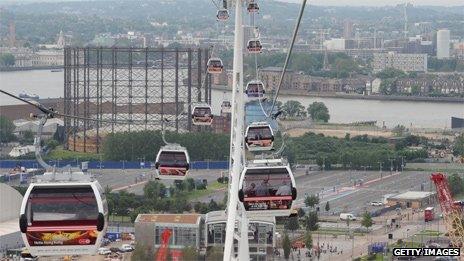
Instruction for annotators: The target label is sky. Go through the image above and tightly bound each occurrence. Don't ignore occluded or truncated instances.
[279,0,464,6]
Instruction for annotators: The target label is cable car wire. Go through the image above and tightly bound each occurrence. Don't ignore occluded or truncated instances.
[267,0,307,116]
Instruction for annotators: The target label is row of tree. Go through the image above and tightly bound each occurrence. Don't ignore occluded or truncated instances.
[107,178,226,222]
[102,130,229,161]
[279,100,330,122]
[284,132,428,169]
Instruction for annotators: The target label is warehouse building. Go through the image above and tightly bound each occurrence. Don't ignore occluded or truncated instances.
[205,210,275,261]
[386,191,437,209]
[134,214,203,258]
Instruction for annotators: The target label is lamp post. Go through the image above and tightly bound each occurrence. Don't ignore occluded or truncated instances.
[378,161,382,179]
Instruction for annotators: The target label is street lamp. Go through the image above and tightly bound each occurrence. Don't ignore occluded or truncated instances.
[378,161,383,179]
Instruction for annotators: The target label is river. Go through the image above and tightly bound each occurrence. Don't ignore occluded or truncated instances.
[1,70,462,129]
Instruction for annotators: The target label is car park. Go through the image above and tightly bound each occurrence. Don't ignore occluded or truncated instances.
[98,248,112,255]
[119,244,134,252]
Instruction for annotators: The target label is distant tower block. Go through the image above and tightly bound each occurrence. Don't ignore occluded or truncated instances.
[343,20,353,40]
[8,21,16,47]
[437,29,450,59]
[57,30,66,48]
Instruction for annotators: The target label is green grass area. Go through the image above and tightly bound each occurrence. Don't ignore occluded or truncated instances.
[312,227,365,236]
[185,181,227,200]
[356,253,385,261]
[454,193,464,200]
[109,215,131,222]
[415,230,442,237]
[46,147,102,161]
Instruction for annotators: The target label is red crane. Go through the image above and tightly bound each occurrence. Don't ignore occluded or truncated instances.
[155,229,172,261]
[430,172,464,253]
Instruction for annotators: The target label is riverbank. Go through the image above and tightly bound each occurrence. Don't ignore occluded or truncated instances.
[212,85,464,103]
[0,66,62,72]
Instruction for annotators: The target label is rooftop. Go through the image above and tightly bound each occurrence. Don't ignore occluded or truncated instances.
[135,214,201,225]
[388,191,435,200]
[205,210,275,224]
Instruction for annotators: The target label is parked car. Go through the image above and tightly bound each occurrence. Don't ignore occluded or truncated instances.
[370,201,383,206]
[98,248,112,255]
[340,213,357,221]
[109,247,120,253]
[119,244,134,252]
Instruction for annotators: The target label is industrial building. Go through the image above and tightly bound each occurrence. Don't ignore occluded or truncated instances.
[437,29,450,59]
[0,184,24,258]
[386,191,437,209]
[134,214,203,258]
[372,52,427,72]
[205,211,275,261]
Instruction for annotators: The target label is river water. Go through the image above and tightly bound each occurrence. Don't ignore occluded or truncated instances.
[1,70,462,129]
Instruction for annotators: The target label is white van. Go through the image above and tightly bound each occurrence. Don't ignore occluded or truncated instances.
[340,213,357,221]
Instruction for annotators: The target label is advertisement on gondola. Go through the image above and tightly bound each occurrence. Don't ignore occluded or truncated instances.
[159,167,187,176]
[242,171,293,211]
[26,229,98,246]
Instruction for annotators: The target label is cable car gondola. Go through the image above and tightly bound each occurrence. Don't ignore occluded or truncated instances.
[247,2,259,13]
[192,104,213,126]
[245,80,265,99]
[221,101,232,114]
[217,9,229,21]
[19,171,108,256]
[155,145,190,180]
[245,122,274,151]
[207,58,224,74]
[238,159,297,217]
[247,39,262,53]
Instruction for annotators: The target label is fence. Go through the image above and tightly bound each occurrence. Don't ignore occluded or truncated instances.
[0,160,228,170]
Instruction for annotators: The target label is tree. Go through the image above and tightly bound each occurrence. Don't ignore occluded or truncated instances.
[392,125,407,137]
[325,201,330,212]
[304,211,319,231]
[410,84,421,95]
[282,100,306,118]
[304,231,313,252]
[0,116,16,143]
[448,174,464,196]
[206,246,224,260]
[282,233,291,259]
[131,242,151,261]
[297,208,306,218]
[307,102,330,122]
[285,216,300,235]
[453,134,464,157]
[182,246,199,260]
[0,53,15,67]
[46,139,60,150]
[376,68,406,79]
[379,78,397,95]
[304,194,319,208]
[361,212,373,231]
[21,130,35,144]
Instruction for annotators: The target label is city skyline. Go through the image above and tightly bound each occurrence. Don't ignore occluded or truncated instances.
[279,0,464,6]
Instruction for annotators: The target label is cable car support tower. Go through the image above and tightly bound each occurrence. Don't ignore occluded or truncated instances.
[223,0,249,260]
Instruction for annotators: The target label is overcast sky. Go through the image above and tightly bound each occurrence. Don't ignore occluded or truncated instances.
[279,0,464,6]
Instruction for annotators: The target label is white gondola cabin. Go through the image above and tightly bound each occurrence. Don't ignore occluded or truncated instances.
[245,122,274,151]
[245,80,265,100]
[19,171,108,256]
[238,159,297,217]
[207,58,224,74]
[247,2,259,12]
[155,145,190,180]
[221,101,232,114]
[216,9,229,21]
[192,104,213,126]
[247,39,262,53]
